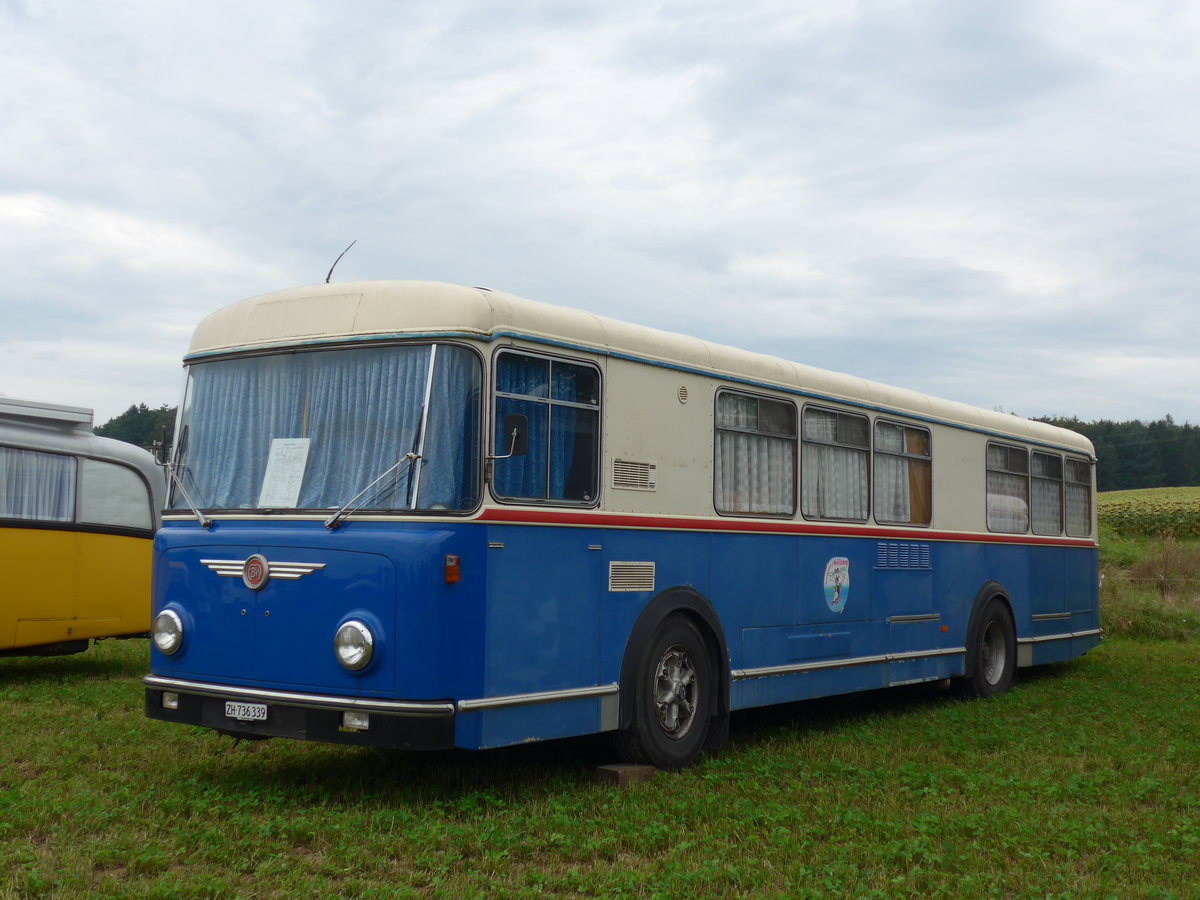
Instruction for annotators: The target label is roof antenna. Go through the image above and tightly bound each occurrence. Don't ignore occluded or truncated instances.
[325,240,356,283]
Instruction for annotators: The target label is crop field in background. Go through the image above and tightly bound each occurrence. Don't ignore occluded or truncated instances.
[1098,486,1200,538]
[2,497,1198,898]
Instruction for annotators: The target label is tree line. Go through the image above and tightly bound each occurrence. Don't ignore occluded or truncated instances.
[95,403,176,454]
[1036,416,1200,493]
[94,404,1197,494]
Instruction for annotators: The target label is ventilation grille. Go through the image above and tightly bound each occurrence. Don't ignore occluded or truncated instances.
[612,459,657,491]
[609,561,656,592]
[876,542,932,569]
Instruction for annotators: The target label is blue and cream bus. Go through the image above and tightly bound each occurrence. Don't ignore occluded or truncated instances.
[1,398,163,657]
[144,281,1099,768]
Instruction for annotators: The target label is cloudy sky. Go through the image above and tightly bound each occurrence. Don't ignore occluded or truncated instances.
[2,0,1197,427]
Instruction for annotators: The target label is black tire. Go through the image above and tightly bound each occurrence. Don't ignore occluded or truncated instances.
[955,597,1016,699]
[614,615,713,770]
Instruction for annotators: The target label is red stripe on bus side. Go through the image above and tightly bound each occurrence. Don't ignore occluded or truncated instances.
[475,507,1096,548]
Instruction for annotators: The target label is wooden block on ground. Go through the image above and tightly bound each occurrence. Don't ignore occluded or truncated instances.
[594,763,658,787]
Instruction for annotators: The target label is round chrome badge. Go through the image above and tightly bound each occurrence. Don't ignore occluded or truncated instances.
[242,554,269,591]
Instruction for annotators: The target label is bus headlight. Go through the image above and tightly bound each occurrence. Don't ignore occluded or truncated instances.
[152,609,184,655]
[333,620,375,671]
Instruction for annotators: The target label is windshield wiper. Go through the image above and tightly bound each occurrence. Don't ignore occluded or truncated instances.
[164,462,212,528]
[323,452,420,530]
[160,424,211,527]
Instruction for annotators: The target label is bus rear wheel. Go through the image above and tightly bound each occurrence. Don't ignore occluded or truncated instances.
[955,597,1016,699]
[616,615,713,770]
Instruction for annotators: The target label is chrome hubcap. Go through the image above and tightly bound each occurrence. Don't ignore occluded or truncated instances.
[981,620,1007,685]
[654,644,697,739]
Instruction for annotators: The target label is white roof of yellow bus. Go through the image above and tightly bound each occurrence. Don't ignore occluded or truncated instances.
[187,280,1093,455]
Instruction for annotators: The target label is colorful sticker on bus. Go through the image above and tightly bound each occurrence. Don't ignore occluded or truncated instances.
[824,556,850,613]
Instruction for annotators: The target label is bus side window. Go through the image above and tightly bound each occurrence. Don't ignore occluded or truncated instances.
[714,390,797,516]
[493,351,600,504]
[1031,452,1064,535]
[1064,458,1092,537]
[801,407,869,522]
[874,421,932,526]
[79,458,154,531]
[986,443,1029,533]
[0,446,76,522]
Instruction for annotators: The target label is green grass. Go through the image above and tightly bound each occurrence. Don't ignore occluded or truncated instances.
[3,635,1199,899]
[1098,486,1200,641]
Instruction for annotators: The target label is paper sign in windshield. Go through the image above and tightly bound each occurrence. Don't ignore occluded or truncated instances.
[258,438,311,508]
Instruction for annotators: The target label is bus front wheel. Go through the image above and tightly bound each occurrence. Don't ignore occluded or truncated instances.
[955,597,1016,699]
[616,614,713,770]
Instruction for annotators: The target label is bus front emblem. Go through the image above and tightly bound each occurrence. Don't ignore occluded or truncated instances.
[200,557,326,588]
[243,555,269,591]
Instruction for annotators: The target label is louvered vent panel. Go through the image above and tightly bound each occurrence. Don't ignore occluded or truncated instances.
[612,459,657,491]
[609,561,656,592]
[875,542,932,569]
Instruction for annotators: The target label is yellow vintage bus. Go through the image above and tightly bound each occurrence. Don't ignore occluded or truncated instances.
[0,398,164,656]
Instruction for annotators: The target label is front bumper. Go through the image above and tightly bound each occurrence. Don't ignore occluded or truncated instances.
[143,675,456,750]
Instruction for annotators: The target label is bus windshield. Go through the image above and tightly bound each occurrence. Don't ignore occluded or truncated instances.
[171,343,481,513]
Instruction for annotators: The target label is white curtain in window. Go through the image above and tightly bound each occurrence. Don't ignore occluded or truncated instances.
[715,431,795,514]
[1065,483,1090,536]
[874,454,910,523]
[0,447,76,522]
[802,444,868,520]
[179,345,484,510]
[801,409,867,520]
[803,408,837,443]
[1031,478,1062,534]
[987,471,1028,532]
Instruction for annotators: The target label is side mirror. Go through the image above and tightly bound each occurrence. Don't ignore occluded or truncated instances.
[152,426,170,466]
[495,413,528,459]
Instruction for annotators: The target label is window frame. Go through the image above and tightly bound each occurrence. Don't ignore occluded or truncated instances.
[490,347,602,508]
[800,404,871,523]
[712,388,798,518]
[1030,450,1065,536]
[0,444,77,524]
[872,418,932,527]
[79,456,156,531]
[1064,456,1093,538]
[1,443,157,536]
[171,340,487,516]
[986,442,1030,534]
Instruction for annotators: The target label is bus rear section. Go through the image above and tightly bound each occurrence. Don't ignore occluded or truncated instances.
[1,398,163,656]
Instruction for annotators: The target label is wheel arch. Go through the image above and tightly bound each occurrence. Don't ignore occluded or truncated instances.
[962,581,1015,677]
[617,585,731,752]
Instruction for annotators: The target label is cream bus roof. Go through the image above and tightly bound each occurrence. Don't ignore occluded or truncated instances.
[187,280,1093,455]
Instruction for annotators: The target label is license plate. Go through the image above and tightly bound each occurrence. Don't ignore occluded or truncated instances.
[225,701,268,722]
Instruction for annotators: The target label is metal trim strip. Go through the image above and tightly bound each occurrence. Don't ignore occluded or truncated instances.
[887,614,942,624]
[456,682,619,713]
[143,675,455,717]
[1017,628,1102,645]
[732,646,966,681]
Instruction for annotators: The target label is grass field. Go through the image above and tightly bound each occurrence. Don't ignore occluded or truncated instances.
[3,523,1199,898]
[2,635,1197,898]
